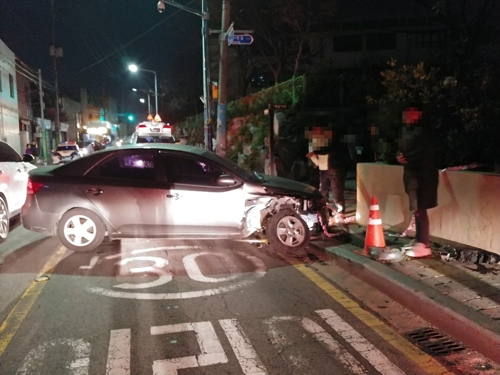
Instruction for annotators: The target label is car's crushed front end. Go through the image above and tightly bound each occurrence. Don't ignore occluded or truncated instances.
[240,174,327,252]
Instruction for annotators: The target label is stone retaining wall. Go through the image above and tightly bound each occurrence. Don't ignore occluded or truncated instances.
[356,163,500,255]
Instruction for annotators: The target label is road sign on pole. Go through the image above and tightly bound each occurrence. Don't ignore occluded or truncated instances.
[230,34,253,45]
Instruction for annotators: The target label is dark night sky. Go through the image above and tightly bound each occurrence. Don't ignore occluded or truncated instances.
[0,0,204,117]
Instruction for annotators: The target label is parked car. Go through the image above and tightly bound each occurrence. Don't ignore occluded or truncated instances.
[22,144,325,253]
[130,121,176,144]
[0,141,37,241]
[52,141,84,164]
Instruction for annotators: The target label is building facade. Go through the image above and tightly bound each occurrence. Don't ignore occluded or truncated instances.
[0,39,21,154]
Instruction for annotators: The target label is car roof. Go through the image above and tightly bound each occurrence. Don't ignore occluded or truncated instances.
[99,143,207,156]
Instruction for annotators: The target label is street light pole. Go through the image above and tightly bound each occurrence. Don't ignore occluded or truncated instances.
[158,0,212,150]
[128,64,160,121]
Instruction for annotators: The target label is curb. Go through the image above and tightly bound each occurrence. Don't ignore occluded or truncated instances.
[315,243,500,364]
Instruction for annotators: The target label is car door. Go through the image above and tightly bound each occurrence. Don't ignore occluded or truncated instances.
[0,142,28,213]
[80,150,169,237]
[158,152,246,236]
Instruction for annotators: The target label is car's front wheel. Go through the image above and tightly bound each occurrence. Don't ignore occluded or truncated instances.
[266,209,310,254]
[0,196,9,243]
[58,209,105,252]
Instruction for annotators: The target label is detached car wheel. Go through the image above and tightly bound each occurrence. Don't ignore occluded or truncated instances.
[58,209,105,252]
[266,209,311,254]
[0,196,9,242]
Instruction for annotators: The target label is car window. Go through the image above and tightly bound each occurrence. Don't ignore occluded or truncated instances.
[0,142,21,162]
[91,152,155,181]
[136,136,175,144]
[160,154,224,186]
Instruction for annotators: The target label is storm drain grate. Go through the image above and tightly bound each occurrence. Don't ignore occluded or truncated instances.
[404,327,467,356]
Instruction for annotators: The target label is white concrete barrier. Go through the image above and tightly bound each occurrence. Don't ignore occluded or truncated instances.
[356,163,500,255]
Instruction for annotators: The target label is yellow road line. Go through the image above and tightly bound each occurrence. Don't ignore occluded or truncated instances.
[288,258,453,375]
[0,246,68,357]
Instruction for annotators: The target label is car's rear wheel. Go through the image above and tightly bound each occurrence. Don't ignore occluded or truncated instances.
[0,196,9,243]
[266,209,310,255]
[58,209,105,252]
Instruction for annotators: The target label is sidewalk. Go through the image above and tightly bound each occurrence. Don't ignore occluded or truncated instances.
[308,179,500,364]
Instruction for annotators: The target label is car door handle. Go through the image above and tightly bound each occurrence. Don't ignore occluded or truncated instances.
[166,193,180,200]
[86,188,104,196]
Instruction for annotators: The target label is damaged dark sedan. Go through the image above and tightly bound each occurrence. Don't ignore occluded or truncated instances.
[21,144,326,253]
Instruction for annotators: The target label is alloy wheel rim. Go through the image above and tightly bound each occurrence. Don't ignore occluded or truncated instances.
[276,215,305,247]
[63,215,97,247]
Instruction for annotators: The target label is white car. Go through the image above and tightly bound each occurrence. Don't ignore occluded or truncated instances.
[130,121,176,144]
[52,142,83,164]
[0,141,36,241]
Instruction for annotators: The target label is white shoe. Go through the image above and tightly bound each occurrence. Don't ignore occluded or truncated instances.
[405,242,432,258]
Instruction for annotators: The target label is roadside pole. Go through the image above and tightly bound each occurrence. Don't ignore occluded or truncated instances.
[38,69,46,164]
[216,0,231,157]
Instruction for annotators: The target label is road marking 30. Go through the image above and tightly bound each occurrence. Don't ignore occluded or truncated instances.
[0,246,68,357]
[89,251,266,300]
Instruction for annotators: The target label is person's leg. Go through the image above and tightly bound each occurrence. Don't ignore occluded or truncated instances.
[414,208,430,246]
[330,170,346,214]
[319,171,330,202]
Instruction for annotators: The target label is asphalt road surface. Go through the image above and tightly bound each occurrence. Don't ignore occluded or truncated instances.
[0,226,493,375]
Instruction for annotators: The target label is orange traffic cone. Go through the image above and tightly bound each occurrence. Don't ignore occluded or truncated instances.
[364,196,386,255]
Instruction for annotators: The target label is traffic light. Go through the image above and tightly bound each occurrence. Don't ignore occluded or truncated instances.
[127,114,135,122]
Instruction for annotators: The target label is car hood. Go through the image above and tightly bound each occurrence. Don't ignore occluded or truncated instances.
[258,174,321,199]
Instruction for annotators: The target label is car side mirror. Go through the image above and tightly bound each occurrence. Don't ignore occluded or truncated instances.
[22,154,35,163]
[216,174,236,186]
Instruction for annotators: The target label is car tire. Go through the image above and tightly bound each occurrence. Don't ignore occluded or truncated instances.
[57,209,105,252]
[0,196,9,243]
[266,209,310,254]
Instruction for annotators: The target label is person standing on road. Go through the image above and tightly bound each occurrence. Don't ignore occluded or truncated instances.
[396,105,439,258]
[306,127,351,223]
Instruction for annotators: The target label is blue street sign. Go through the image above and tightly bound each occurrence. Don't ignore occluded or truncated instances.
[231,34,254,45]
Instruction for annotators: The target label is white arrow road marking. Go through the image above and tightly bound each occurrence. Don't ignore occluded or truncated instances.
[316,309,405,375]
[219,319,267,375]
[151,321,227,375]
[106,329,131,375]
[183,252,242,283]
[16,339,90,375]
[90,252,266,300]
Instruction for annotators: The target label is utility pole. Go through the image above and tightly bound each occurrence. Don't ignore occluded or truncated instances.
[201,0,212,151]
[50,0,62,157]
[38,69,46,164]
[215,0,231,157]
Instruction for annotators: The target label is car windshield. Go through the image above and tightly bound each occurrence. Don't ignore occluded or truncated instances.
[56,146,78,151]
[202,151,260,182]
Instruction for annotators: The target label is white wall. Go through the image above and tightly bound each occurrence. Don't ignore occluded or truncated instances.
[356,163,500,255]
[0,38,20,154]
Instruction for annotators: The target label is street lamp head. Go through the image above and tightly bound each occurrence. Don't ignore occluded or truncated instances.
[132,88,138,92]
[157,1,165,13]
[128,64,138,73]
[139,98,145,103]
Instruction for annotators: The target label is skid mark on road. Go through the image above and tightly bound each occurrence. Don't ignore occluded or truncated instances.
[289,259,454,375]
[0,246,68,357]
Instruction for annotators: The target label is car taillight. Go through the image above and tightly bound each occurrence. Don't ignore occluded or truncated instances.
[137,124,148,131]
[162,125,171,132]
[27,179,45,195]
